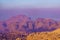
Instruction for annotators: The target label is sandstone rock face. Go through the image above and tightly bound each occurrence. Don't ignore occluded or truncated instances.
[27,28,60,40]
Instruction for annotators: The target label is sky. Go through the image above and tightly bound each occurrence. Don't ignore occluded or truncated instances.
[0,0,60,21]
[1,0,60,9]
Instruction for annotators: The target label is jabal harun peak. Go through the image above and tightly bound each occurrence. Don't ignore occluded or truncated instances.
[0,15,60,34]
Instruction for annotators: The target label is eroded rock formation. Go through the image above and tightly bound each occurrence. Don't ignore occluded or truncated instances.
[0,15,60,40]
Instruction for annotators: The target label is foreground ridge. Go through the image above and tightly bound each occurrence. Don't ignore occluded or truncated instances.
[27,28,60,40]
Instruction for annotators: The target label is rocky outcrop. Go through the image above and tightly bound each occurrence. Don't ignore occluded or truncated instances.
[27,28,60,40]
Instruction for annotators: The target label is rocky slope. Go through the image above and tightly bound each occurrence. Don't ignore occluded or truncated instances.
[0,15,60,40]
[27,28,60,40]
[0,15,60,34]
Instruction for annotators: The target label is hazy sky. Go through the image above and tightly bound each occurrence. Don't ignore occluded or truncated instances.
[1,0,60,9]
[0,0,60,21]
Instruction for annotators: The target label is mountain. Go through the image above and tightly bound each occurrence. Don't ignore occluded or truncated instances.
[0,15,60,33]
[34,18,60,32]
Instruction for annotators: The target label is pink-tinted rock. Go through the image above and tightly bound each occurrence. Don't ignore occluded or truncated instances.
[0,15,60,33]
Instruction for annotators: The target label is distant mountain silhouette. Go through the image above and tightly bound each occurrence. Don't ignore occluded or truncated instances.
[0,15,60,33]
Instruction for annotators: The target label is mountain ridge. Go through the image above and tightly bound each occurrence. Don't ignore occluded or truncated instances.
[0,15,60,33]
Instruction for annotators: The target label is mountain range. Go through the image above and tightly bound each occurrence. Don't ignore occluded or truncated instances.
[0,15,60,34]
